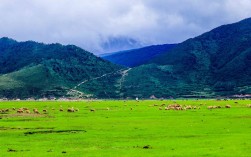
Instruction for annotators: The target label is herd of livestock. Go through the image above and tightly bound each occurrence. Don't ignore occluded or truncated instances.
[0,102,251,115]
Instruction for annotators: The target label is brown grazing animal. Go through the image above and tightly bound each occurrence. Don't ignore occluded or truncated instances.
[33,109,40,114]
[17,109,24,113]
[165,107,170,110]
[23,107,29,111]
[207,106,213,109]
[185,106,192,110]
[225,105,231,108]
[175,107,182,110]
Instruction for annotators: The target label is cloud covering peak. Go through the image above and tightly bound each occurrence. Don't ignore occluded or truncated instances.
[1,0,251,54]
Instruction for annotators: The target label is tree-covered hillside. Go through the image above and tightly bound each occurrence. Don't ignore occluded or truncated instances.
[120,18,251,98]
[0,38,122,98]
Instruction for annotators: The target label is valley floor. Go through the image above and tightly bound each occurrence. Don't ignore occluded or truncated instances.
[0,99,251,157]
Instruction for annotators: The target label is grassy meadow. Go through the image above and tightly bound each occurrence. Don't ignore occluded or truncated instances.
[0,99,251,157]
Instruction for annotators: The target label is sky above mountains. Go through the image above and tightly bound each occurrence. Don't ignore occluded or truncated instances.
[1,0,251,54]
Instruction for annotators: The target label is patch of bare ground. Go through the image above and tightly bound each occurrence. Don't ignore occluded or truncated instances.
[0,113,53,118]
[7,148,30,153]
[0,127,55,131]
[24,129,87,135]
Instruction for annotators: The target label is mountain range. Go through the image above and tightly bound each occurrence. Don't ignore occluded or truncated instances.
[0,18,251,99]
[101,44,177,67]
[0,38,121,98]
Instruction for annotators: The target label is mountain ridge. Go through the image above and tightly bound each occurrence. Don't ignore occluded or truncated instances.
[120,18,251,98]
[0,18,251,99]
[101,44,177,67]
[0,37,122,98]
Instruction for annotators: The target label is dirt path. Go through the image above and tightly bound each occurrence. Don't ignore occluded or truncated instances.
[73,69,126,89]
[67,68,129,97]
[118,68,131,90]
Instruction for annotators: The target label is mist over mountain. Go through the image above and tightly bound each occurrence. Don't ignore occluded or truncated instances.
[100,36,144,54]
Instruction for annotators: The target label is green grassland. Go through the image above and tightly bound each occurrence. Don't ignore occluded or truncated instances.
[0,99,251,157]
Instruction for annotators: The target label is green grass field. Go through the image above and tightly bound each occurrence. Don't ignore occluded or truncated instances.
[0,99,251,157]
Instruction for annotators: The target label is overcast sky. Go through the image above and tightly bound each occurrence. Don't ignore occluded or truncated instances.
[1,0,251,54]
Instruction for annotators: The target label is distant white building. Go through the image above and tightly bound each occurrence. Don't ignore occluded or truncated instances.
[150,95,157,99]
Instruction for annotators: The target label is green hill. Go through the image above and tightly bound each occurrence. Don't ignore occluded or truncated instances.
[0,38,122,98]
[120,18,251,98]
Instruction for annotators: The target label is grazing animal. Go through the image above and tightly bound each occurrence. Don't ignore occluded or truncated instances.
[247,104,251,108]
[175,107,182,110]
[17,109,24,113]
[25,110,31,114]
[33,109,39,114]
[185,106,192,110]
[159,107,163,110]
[23,107,29,111]
[43,109,47,113]
[169,106,175,110]
[168,104,181,108]
[67,108,75,112]
[90,109,95,112]
[165,107,170,110]
[75,108,79,112]
[0,109,9,113]
[106,107,110,111]
[207,106,213,109]
[59,108,64,112]
[12,107,16,110]
[225,105,231,108]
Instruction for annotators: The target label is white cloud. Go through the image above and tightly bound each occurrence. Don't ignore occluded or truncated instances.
[0,0,251,54]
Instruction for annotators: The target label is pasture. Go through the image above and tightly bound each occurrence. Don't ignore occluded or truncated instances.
[0,99,251,157]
